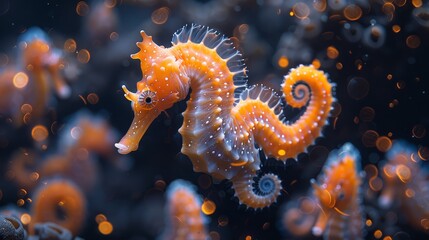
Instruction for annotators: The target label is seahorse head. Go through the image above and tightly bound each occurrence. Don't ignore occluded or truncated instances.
[311,143,361,214]
[19,27,51,70]
[115,31,189,154]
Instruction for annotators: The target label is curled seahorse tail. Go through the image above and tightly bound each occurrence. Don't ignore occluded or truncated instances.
[231,172,282,209]
[281,65,334,158]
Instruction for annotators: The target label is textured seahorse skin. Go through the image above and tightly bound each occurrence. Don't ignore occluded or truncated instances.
[115,24,334,208]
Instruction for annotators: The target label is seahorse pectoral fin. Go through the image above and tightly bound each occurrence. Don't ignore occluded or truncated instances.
[115,108,161,154]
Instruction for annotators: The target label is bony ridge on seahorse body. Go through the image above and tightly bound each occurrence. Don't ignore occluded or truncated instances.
[115,24,334,209]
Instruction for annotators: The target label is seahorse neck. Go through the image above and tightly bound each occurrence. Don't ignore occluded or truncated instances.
[171,43,236,124]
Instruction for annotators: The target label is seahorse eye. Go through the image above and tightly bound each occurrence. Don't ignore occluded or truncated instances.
[138,89,157,109]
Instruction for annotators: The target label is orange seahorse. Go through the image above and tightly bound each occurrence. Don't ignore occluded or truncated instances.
[159,179,208,240]
[379,140,429,232]
[19,27,70,119]
[311,143,364,240]
[115,24,334,208]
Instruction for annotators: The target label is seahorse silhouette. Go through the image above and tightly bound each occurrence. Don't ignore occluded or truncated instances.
[159,179,208,240]
[115,25,334,208]
[19,27,70,119]
[311,143,364,239]
[379,140,429,232]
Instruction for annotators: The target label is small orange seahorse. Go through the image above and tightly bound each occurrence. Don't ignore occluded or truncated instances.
[19,27,70,118]
[379,140,429,232]
[311,143,364,240]
[115,25,334,208]
[160,179,208,240]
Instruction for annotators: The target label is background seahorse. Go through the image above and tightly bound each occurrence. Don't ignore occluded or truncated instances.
[115,24,334,209]
[159,179,208,240]
[19,27,70,119]
[311,143,364,240]
[379,140,429,232]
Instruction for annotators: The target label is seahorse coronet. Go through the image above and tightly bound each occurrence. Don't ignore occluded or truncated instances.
[116,25,334,208]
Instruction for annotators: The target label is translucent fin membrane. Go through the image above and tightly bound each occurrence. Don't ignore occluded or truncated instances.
[172,24,248,99]
[239,84,283,116]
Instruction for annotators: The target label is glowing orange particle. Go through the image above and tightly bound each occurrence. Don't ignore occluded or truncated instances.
[18,188,27,196]
[366,219,372,227]
[396,164,411,183]
[312,59,321,69]
[362,130,379,147]
[387,74,393,80]
[95,214,107,224]
[201,199,216,215]
[405,188,415,198]
[31,125,49,142]
[151,7,170,25]
[412,124,426,138]
[238,24,249,34]
[245,236,252,240]
[421,219,429,230]
[218,215,229,227]
[76,1,89,16]
[30,172,39,182]
[313,0,326,12]
[326,46,339,59]
[396,81,406,90]
[77,49,91,63]
[382,3,395,15]
[344,4,362,21]
[104,0,116,8]
[110,32,119,41]
[376,136,392,152]
[292,2,310,19]
[394,0,406,7]
[209,231,220,240]
[359,106,375,122]
[392,25,401,33]
[406,35,421,49]
[13,72,29,89]
[64,39,77,53]
[17,199,25,207]
[412,0,423,7]
[277,149,286,156]
[336,62,343,70]
[418,146,429,160]
[154,180,166,190]
[20,213,31,225]
[383,236,393,240]
[20,104,33,114]
[278,56,289,68]
[98,221,113,235]
[374,229,383,239]
[87,93,99,104]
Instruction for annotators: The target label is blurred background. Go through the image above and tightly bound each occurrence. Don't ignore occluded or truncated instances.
[0,0,429,239]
